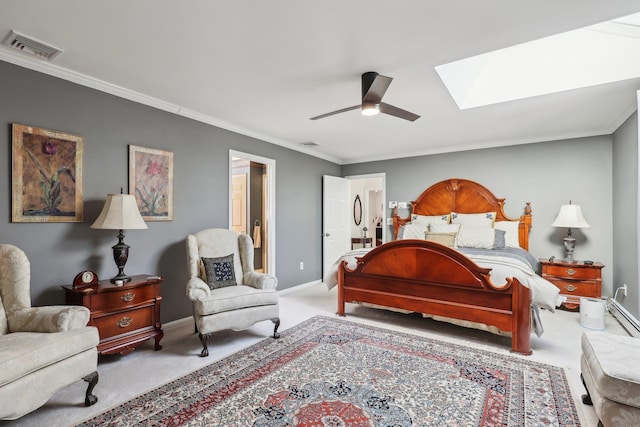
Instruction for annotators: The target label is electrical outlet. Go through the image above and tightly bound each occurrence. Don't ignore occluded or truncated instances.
[299,262,304,270]
[398,201,407,208]
[622,283,628,297]
[388,201,397,209]
[386,217,393,225]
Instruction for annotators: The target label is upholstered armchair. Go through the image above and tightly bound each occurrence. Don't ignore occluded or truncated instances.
[0,244,100,420]
[186,228,280,357]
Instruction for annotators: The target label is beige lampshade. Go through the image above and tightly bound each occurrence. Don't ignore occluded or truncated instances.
[91,194,148,230]
[551,203,590,229]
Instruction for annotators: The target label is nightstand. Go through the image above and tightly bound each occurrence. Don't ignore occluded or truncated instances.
[539,259,603,310]
[62,274,164,355]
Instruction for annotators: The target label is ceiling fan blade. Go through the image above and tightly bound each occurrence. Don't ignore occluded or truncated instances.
[379,102,421,122]
[362,72,392,104]
[310,105,360,120]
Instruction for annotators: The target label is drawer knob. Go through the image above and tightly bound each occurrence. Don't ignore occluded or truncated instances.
[116,317,133,328]
[566,269,576,276]
[121,292,135,302]
[565,284,577,292]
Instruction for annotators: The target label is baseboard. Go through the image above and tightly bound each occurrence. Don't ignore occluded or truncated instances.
[163,316,194,333]
[607,298,640,338]
[278,279,322,295]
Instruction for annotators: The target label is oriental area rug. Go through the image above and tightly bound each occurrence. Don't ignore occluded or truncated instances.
[77,316,580,426]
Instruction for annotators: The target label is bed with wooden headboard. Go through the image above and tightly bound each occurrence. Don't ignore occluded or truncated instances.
[336,178,555,355]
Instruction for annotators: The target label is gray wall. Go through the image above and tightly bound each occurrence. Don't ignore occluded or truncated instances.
[0,61,340,324]
[612,109,639,318]
[3,58,637,323]
[342,136,616,296]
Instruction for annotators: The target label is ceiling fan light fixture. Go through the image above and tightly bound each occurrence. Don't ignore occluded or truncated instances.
[361,101,380,116]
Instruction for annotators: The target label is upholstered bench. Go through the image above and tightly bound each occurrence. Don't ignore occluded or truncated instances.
[581,331,640,427]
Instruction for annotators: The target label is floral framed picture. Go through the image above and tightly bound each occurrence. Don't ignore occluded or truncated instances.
[129,145,173,221]
[11,123,84,222]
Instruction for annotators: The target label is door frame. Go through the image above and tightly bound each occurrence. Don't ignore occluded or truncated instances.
[229,150,276,276]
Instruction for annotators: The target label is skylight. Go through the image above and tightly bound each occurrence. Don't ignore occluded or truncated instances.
[436,12,640,109]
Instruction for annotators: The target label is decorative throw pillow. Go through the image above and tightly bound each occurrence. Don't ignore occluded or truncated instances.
[201,254,237,290]
[451,212,496,228]
[428,223,461,247]
[425,232,457,247]
[411,213,450,226]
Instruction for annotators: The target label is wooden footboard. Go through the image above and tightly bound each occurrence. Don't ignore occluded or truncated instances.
[337,239,532,355]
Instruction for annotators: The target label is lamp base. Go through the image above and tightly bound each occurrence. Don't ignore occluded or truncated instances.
[111,229,132,284]
[563,235,578,263]
[110,274,132,284]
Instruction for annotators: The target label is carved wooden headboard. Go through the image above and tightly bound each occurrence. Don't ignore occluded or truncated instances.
[392,178,532,250]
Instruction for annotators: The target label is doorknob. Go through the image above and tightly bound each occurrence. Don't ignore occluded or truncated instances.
[325,233,330,237]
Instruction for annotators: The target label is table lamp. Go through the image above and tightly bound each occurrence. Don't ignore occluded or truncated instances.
[91,192,148,283]
[551,201,590,262]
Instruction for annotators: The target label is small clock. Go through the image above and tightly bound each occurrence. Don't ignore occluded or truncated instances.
[73,270,99,288]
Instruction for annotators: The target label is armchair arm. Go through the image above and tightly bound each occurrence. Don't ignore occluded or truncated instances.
[186,277,211,301]
[243,271,278,290]
[8,306,90,333]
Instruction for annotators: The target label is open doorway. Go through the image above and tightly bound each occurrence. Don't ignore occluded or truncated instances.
[322,173,385,280]
[347,174,385,249]
[229,150,276,275]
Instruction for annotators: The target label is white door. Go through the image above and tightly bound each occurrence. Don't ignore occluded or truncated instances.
[322,175,351,280]
[231,174,247,234]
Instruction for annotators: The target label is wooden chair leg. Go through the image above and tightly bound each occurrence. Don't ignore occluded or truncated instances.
[271,318,281,339]
[198,332,211,357]
[83,371,99,406]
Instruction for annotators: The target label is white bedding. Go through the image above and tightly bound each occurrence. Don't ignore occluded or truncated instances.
[323,247,562,312]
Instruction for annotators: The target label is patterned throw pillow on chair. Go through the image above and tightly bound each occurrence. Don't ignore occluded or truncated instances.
[201,254,237,289]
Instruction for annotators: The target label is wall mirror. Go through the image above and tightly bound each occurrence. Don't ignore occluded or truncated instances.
[354,195,362,225]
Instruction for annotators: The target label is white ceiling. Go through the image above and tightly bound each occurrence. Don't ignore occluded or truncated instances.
[2,1,640,165]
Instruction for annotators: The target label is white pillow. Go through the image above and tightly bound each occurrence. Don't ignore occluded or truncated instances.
[456,225,495,249]
[494,221,520,248]
[399,223,429,240]
[411,213,450,226]
[428,223,461,247]
[428,223,461,233]
[451,212,496,228]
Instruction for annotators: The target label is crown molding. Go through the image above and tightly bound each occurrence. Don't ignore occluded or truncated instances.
[0,48,342,164]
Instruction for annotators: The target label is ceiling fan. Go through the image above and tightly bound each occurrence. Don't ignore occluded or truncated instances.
[310,71,420,122]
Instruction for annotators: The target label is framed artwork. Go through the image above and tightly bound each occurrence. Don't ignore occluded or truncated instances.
[11,123,84,222]
[129,145,173,221]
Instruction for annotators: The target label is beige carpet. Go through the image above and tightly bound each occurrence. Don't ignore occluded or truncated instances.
[0,282,629,426]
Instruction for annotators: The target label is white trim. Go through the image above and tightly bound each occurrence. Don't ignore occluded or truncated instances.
[229,150,276,276]
[162,316,194,333]
[278,280,322,295]
[0,48,625,167]
[0,48,341,164]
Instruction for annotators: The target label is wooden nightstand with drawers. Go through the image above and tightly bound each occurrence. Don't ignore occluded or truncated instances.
[63,274,164,355]
[539,259,604,310]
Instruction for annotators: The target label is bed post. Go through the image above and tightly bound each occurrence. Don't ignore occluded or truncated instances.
[337,261,346,316]
[518,202,532,251]
[392,206,412,240]
[511,280,532,355]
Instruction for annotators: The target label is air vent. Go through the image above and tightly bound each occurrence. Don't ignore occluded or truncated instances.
[2,30,63,60]
[299,141,319,147]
